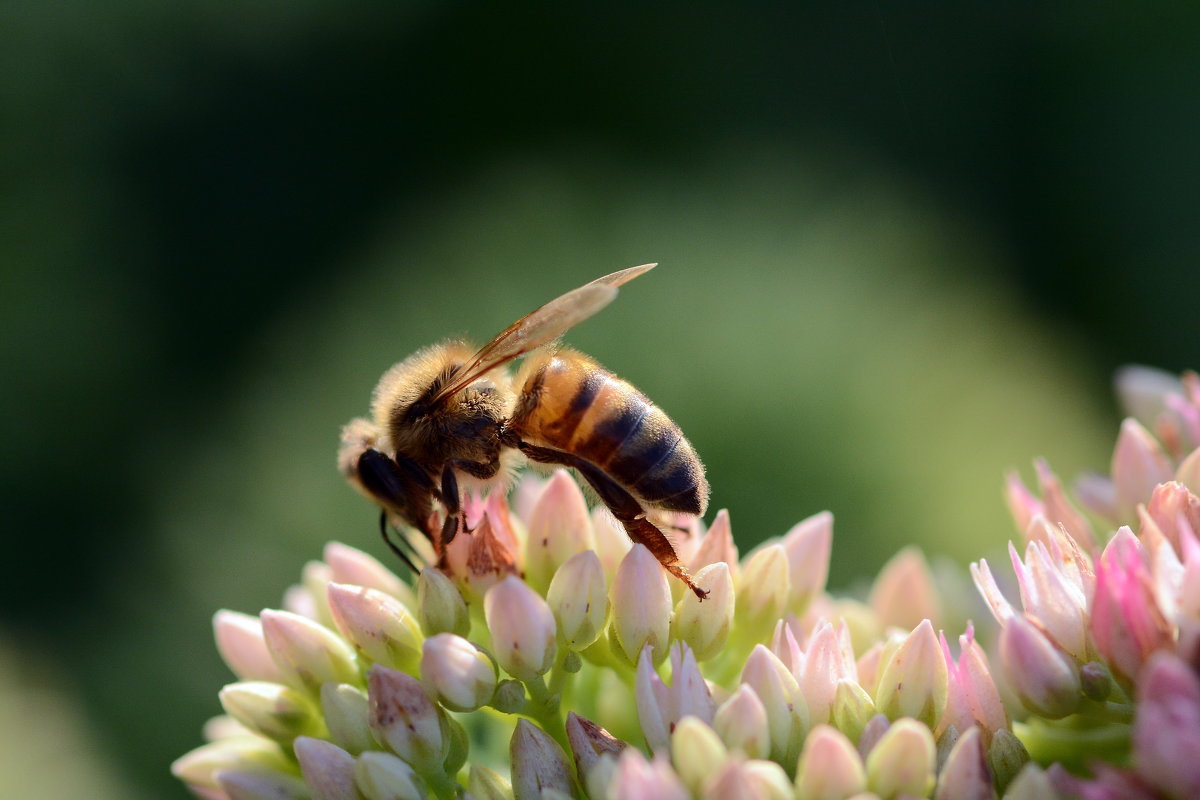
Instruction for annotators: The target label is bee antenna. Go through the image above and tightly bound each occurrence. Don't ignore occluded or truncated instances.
[378,510,422,574]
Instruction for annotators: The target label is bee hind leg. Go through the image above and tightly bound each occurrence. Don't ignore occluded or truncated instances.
[517,442,709,601]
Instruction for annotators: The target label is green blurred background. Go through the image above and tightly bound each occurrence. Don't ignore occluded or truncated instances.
[3,2,1199,797]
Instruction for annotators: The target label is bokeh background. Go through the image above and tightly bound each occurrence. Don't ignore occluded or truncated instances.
[3,2,1199,797]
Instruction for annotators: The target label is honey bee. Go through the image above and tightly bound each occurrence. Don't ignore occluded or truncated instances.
[338,264,710,598]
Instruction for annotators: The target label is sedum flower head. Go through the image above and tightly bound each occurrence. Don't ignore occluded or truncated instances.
[175,369,1200,798]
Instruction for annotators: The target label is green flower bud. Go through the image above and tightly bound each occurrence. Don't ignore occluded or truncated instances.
[672,562,735,662]
[547,550,608,651]
[510,719,575,800]
[354,751,427,800]
[420,633,497,712]
[218,681,322,744]
[469,764,515,800]
[865,718,936,799]
[416,568,470,638]
[670,716,727,795]
[259,609,361,694]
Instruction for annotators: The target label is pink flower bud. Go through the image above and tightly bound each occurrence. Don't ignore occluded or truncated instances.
[742,644,806,765]
[782,510,833,614]
[218,769,309,800]
[801,620,858,725]
[326,583,423,674]
[171,737,290,790]
[735,544,791,643]
[213,611,287,684]
[1132,652,1200,798]
[611,544,672,665]
[714,684,771,759]
[934,726,993,800]
[484,576,557,682]
[218,682,319,744]
[708,759,793,800]
[323,542,413,606]
[636,643,715,753]
[565,712,627,786]
[608,749,688,800]
[420,633,497,712]
[1091,528,1172,682]
[367,665,448,774]
[320,683,373,755]
[670,716,727,794]
[999,615,1080,718]
[524,469,594,592]
[259,610,360,694]
[1112,418,1173,523]
[794,724,867,800]
[869,547,942,631]
[1008,539,1090,663]
[1034,460,1098,553]
[293,737,358,800]
[1144,481,1200,555]
[691,509,739,574]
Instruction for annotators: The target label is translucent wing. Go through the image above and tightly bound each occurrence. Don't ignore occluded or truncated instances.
[428,263,656,406]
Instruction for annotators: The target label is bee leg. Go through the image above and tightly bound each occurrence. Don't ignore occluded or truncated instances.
[357,448,439,543]
[379,510,421,574]
[518,442,709,601]
[438,458,503,550]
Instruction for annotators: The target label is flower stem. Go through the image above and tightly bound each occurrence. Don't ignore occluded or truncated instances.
[523,674,569,751]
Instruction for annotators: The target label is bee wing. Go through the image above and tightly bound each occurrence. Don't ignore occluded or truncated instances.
[429,264,656,406]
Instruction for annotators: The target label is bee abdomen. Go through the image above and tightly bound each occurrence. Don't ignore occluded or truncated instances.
[514,354,708,516]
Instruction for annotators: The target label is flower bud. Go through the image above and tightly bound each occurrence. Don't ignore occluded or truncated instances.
[459,514,520,601]
[934,726,992,800]
[468,764,515,800]
[484,575,557,682]
[492,679,526,713]
[692,509,739,574]
[986,728,1029,793]
[566,712,627,786]
[709,759,793,800]
[524,469,594,593]
[611,544,673,665]
[802,620,858,725]
[217,769,309,800]
[735,544,791,644]
[326,583,423,675]
[546,550,608,651]
[636,643,715,753]
[171,737,290,790]
[218,681,321,744]
[510,719,574,800]
[864,718,936,800]
[794,724,867,800]
[1091,527,1172,682]
[294,736,358,800]
[321,683,374,755]
[831,679,876,746]
[591,507,632,581]
[1003,763,1056,800]
[420,632,497,712]
[1132,652,1200,799]
[956,627,1008,733]
[442,714,470,780]
[260,609,360,694]
[672,561,735,662]
[354,751,427,800]
[998,615,1080,718]
[609,749,688,800]
[857,713,890,759]
[298,560,334,624]
[742,644,806,765]
[324,541,415,608]
[713,684,771,759]
[782,510,833,614]
[873,620,948,729]
[214,611,288,684]
[869,547,941,630]
[367,665,448,775]
[1112,418,1173,522]
[416,568,470,638]
[1033,460,1097,552]
[670,716,727,795]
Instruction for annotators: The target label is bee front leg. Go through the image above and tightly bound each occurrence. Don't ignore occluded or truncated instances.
[437,458,502,551]
[517,442,708,601]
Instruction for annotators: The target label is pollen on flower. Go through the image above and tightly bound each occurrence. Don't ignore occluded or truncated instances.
[174,368,1200,800]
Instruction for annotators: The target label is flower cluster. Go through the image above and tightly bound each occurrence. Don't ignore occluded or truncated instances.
[173,367,1200,800]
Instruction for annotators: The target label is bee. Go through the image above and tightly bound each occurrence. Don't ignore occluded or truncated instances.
[338,264,710,599]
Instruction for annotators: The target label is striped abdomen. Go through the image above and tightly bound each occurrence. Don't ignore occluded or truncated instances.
[510,351,709,515]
